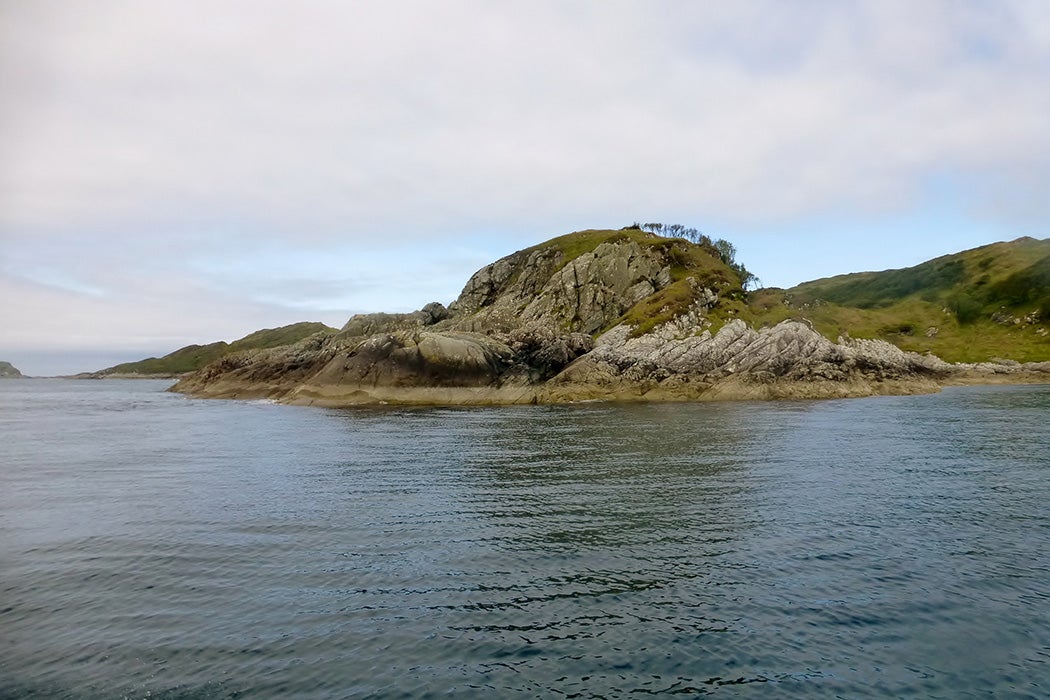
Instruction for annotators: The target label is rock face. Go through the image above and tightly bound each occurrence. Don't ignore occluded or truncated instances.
[0,361,24,378]
[446,239,673,334]
[171,229,1050,405]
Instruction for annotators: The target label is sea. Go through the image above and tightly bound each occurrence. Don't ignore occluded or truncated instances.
[1,378,1048,699]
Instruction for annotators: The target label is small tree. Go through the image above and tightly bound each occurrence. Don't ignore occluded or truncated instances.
[712,238,737,266]
[737,268,760,291]
[636,222,759,291]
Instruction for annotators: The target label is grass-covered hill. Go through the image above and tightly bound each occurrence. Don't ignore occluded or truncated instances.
[96,322,337,376]
[744,236,1050,362]
[0,361,24,378]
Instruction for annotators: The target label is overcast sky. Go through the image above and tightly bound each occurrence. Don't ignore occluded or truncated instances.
[2,1,1049,375]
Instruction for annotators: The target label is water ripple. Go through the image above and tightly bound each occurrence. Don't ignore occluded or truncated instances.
[1,382,1049,698]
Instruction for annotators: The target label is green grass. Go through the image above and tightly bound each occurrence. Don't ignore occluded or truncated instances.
[99,322,338,375]
[522,228,734,275]
[619,279,701,337]
[523,229,633,265]
[742,237,1050,362]
[99,342,231,375]
[227,322,336,352]
[788,237,1049,315]
[602,232,746,337]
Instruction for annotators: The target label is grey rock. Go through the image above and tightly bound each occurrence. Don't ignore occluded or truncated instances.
[421,302,449,325]
[447,240,673,335]
[342,301,451,337]
[519,241,672,334]
[311,331,513,388]
[581,318,951,386]
[506,324,595,379]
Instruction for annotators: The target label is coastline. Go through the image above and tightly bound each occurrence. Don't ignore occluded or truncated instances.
[170,369,1049,407]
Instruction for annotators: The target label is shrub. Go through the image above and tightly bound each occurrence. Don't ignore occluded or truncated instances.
[947,292,983,324]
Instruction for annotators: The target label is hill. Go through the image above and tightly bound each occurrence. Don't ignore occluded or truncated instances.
[0,361,24,378]
[96,322,337,376]
[745,237,1050,362]
[170,228,1049,406]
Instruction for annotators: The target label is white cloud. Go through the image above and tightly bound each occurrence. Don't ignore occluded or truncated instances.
[4,0,1047,234]
[1,1,1049,372]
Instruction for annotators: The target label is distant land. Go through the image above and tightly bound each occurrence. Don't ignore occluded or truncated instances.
[0,361,24,378]
[747,234,1050,363]
[87,322,336,378]
[91,228,1049,404]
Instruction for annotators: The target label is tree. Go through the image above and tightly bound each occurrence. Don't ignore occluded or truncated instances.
[634,222,759,291]
[712,238,737,266]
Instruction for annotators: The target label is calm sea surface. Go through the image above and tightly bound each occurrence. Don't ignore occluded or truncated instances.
[2,379,1049,699]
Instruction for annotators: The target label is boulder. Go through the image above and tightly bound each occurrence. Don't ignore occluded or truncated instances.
[310,331,513,388]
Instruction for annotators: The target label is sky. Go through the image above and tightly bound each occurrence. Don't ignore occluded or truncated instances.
[2,1,1049,376]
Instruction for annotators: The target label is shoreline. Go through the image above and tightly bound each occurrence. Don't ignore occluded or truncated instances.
[170,370,1050,408]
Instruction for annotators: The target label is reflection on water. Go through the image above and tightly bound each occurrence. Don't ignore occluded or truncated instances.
[1,381,1049,698]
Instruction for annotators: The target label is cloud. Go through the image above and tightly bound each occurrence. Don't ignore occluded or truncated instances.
[4,1,1048,237]
[1,1,1049,372]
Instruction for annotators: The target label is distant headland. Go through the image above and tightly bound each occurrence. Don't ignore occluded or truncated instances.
[0,361,25,378]
[90,226,1049,404]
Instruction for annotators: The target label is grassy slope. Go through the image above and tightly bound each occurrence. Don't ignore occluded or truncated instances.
[744,237,1050,362]
[99,322,337,375]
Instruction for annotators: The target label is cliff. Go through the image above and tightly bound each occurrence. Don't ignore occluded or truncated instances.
[171,229,1050,405]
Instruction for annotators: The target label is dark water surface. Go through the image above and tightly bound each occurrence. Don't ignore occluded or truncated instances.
[2,379,1049,698]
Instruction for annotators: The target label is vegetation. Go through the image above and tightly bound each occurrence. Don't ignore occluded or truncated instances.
[226,323,337,353]
[98,322,337,376]
[625,222,759,290]
[0,361,24,378]
[619,239,740,337]
[523,227,758,339]
[743,237,1050,362]
[524,228,634,265]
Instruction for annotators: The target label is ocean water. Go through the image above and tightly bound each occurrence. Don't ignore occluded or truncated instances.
[1,379,1048,699]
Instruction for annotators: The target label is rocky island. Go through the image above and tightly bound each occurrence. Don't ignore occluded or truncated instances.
[0,361,25,378]
[168,228,1050,405]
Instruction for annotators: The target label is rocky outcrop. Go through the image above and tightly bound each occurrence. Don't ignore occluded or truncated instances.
[0,361,24,378]
[506,324,594,380]
[538,319,960,402]
[446,239,675,334]
[341,303,449,337]
[171,229,1050,406]
[310,331,512,388]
